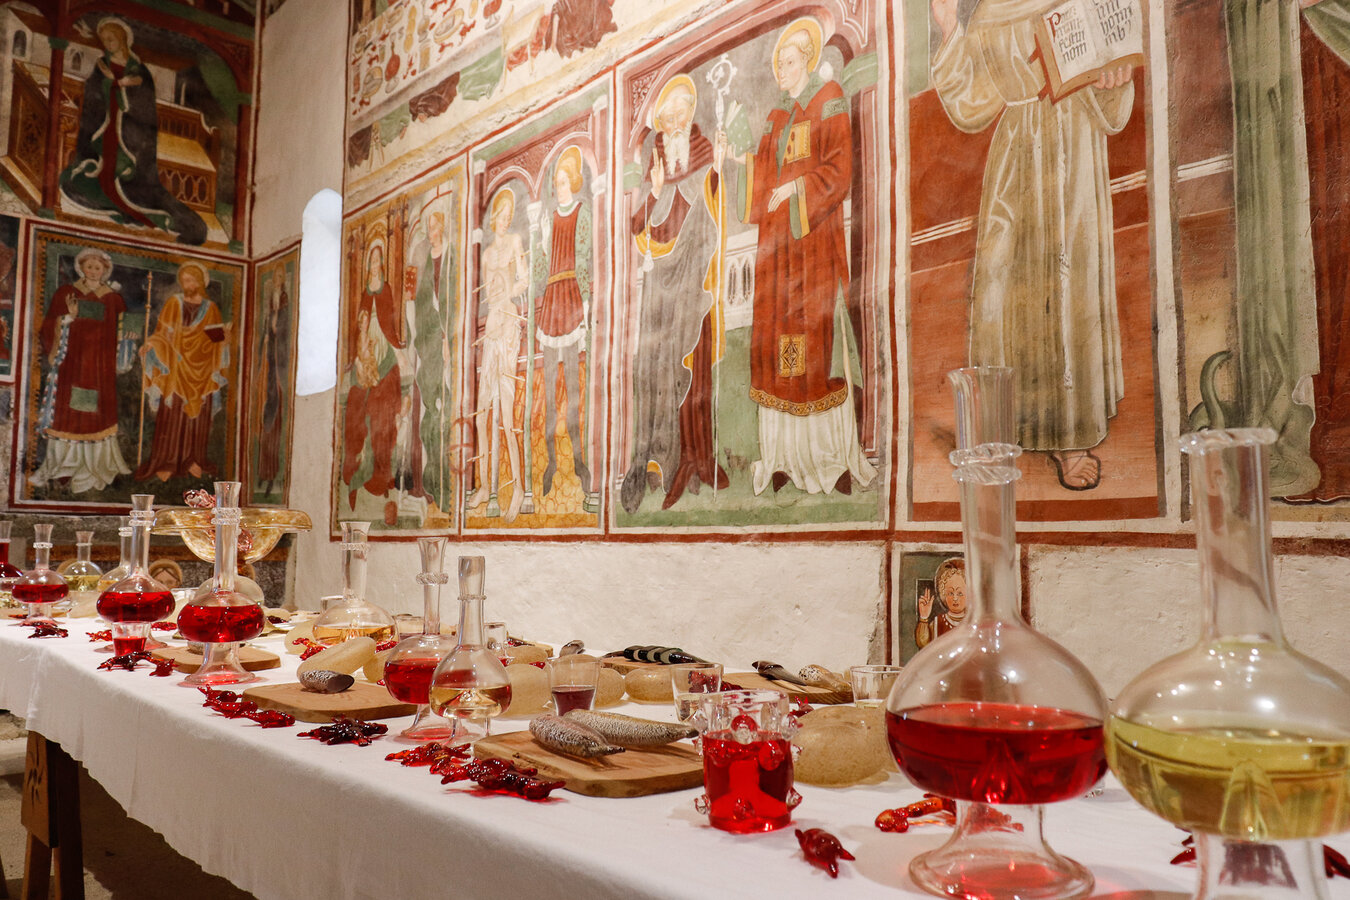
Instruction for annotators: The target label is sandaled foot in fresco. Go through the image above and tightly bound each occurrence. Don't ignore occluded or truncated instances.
[1048,450,1102,491]
[504,483,524,522]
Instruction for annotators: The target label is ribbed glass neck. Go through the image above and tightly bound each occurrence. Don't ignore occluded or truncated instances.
[417,536,448,635]
[457,556,486,645]
[212,482,241,594]
[340,521,370,603]
[31,524,51,572]
[953,445,1022,623]
[129,494,155,575]
[75,531,93,563]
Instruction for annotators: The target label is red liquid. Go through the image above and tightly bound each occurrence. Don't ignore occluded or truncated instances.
[13,581,69,605]
[551,686,596,715]
[383,657,439,705]
[886,702,1106,805]
[702,732,795,833]
[177,604,265,644]
[97,589,174,623]
[112,635,146,655]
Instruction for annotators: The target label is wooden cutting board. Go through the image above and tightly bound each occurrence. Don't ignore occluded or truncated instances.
[600,655,713,675]
[473,729,702,798]
[722,672,853,705]
[243,681,416,723]
[152,645,281,673]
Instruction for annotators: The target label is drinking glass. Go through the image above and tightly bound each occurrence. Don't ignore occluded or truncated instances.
[393,614,424,640]
[547,655,600,715]
[691,689,801,833]
[850,664,901,708]
[485,621,512,665]
[671,662,723,722]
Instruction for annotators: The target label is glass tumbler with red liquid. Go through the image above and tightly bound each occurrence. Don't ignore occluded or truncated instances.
[177,482,265,686]
[384,536,458,741]
[691,690,802,833]
[885,367,1108,900]
[97,496,174,654]
[547,655,599,715]
[13,524,68,627]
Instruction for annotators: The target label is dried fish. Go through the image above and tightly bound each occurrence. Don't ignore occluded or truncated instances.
[298,669,355,694]
[798,664,850,692]
[753,660,813,687]
[562,710,696,748]
[529,714,625,759]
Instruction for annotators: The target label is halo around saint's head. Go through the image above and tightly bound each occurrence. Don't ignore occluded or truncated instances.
[648,73,697,131]
[772,17,823,82]
[554,145,584,193]
[96,17,134,50]
[489,186,516,227]
[176,260,211,289]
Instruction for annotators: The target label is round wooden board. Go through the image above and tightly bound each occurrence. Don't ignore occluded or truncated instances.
[243,681,416,723]
[152,645,281,673]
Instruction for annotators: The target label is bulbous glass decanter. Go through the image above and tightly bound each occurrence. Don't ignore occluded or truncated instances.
[0,521,24,606]
[886,367,1108,900]
[310,521,395,645]
[384,536,458,741]
[1107,428,1350,900]
[176,483,265,686]
[95,501,174,653]
[95,517,132,595]
[13,524,69,627]
[429,556,512,745]
[63,529,102,614]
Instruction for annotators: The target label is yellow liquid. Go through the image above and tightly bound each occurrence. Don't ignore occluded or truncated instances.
[428,683,512,722]
[312,623,395,645]
[66,574,101,592]
[1106,716,1350,841]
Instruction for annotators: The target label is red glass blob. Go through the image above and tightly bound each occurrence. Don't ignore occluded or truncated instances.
[178,603,265,644]
[13,581,68,604]
[97,589,174,624]
[701,731,795,833]
[383,656,439,705]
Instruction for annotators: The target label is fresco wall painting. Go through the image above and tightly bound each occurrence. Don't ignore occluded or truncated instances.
[14,223,245,511]
[244,242,299,506]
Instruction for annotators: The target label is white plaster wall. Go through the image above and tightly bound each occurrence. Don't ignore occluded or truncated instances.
[252,0,347,254]
[1028,545,1350,698]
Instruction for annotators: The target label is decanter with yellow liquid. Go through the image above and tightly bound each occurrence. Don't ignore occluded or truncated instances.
[428,556,511,745]
[310,521,395,645]
[1107,428,1350,900]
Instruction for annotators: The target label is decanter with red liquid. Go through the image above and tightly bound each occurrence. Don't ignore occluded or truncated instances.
[96,497,175,653]
[428,556,511,745]
[13,523,68,627]
[0,521,23,606]
[310,521,396,645]
[1108,429,1350,900]
[176,482,265,686]
[886,367,1108,900]
[384,535,458,741]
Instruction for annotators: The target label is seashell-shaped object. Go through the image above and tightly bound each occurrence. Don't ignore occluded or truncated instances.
[298,669,354,694]
[558,639,585,657]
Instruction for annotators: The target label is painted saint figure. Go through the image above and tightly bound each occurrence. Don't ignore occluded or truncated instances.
[256,269,289,496]
[718,18,876,496]
[29,247,133,493]
[58,18,207,245]
[406,206,457,518]
[468,189,528,521]
[914,558,966,649]
[342,240,408,514]
[929,0,1134,490]
[622,75,729,513]
[135,261,230,480]
[533,147,592,497]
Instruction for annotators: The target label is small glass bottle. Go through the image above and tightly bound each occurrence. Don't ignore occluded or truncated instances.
[13,524,69,627]
[63,529,103,615]
[1108,429,1350,900]
[96,496,174,654]
[429,556,512,745]
[176,482,265,686]
[0,521,23,606]
[384,536,459,741]
[311,521,395,645]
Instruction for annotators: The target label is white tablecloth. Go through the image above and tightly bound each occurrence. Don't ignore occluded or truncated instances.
[2,619,1348,900]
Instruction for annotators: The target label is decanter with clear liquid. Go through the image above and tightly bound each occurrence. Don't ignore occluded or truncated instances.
[429,556,512,745]
[384,536,458,741]
[886,367,1108,900]
[1107,428,1350,900]
[310,521,395,645]
[63,529,102,614]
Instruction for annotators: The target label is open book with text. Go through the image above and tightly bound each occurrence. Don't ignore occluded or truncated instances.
[1033,0,1145,102]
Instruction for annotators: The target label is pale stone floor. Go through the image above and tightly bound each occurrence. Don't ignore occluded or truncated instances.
[0,728,253,900]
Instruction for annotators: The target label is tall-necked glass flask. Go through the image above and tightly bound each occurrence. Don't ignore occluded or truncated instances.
[97,498,173,653]
[311,521,395,645]
[14,523,69,627]
[886,367,1108,900]
[1107,428,1350,900]
[429,556,511,745]
[384,535,458,741]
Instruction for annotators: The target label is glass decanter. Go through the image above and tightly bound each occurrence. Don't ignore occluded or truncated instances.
[13,524,69,627]
[429,556,512,745]
[1107,428,1350,900]
[97,496,174,654]
[384,536,459,741]
[310,521,395,645]
[63,529,102,615]
[886,367,1108,900]
[95,517,132,595]
[176,483,265,686]
[0,521,23,606]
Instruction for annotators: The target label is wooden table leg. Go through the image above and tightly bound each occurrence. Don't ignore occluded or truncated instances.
[19,732,82,900]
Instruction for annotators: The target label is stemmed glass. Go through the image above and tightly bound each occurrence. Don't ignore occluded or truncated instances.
[383,536,458,741]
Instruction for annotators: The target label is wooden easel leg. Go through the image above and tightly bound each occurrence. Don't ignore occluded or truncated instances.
[19,733,83,900]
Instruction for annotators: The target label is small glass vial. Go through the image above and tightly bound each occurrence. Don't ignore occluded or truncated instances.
[429,556,512,745]
[14,524,69,627]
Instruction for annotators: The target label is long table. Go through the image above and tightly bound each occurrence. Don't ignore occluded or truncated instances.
[2,619,1348,899]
